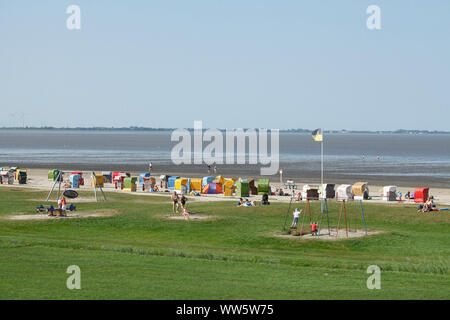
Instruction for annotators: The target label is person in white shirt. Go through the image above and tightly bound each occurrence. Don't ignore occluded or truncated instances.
[291,208,302,228]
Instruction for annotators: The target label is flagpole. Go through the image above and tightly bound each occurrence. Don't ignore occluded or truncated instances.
[321,128,324,199]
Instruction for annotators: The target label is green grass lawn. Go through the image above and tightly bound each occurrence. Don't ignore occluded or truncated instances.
[0,186,449,299]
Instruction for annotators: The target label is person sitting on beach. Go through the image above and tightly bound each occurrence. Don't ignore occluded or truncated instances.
[422,197,434,212]
[310,221,319,236]
[171,192,179,214]
[291,208,301,228]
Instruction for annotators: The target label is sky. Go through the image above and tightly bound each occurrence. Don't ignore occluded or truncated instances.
[0,0,449,130]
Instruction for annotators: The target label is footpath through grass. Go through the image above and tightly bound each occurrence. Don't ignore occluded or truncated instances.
[0,187,449,299]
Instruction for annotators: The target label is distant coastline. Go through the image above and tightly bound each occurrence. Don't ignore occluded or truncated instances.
[0,127,449,135]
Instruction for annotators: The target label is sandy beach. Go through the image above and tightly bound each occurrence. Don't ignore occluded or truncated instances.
[4,168,450,206]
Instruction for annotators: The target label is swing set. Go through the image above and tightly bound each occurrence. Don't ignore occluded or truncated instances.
[283,198,368,238]
[45,170,107,202]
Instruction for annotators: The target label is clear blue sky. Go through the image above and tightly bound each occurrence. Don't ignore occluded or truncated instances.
[1,0,449,130]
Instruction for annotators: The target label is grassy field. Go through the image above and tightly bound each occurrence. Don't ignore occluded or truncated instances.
[0,186,449,299]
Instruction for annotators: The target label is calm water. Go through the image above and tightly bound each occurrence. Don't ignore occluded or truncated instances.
[1,130,449,186]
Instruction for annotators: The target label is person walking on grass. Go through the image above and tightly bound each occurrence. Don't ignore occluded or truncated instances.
[171,191,179,214]
[180,194,187,211]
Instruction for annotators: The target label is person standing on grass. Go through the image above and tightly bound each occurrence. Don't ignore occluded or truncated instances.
[171,192,179,214]
[58,196,67,217]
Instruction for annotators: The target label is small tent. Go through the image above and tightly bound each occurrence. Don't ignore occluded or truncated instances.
[69,174,81,188]
[235,181,249,197]
[175,178,189,193]
[257,179,270,195]
[248,179,258,195]
[201,183,223,194]
[414,187,429,203]
[160,175,169,188]
[102,171,113,183]
[189,178,203,191]
[123,177,137,192]
[168,176,180,190]
[223,178,236,196]
[382,186,397,201]
[302,184,319,200]
[139,173,151,185]
[336,184,353,200]
[352,182,369,200]
[321,184,336,199]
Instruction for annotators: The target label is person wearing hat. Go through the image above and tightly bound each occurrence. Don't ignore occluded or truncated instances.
[291,208,302,228]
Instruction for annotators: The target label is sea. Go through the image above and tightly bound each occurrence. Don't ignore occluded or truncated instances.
[1,129,449,187]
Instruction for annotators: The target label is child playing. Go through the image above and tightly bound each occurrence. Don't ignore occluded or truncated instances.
[291,208,302,228]
[310,221,319,236]
[182,208,190,221]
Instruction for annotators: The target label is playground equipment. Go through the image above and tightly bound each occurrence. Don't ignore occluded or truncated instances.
[333,200,368,238]
[45,170,107,202]
[283,198,368,238]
